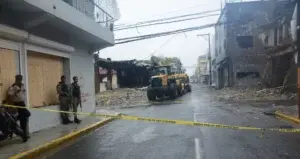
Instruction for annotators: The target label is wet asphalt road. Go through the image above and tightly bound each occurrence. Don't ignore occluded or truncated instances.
[45,84,300,159]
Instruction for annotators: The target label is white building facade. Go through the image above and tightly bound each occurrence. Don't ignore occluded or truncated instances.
[0,0,119,132]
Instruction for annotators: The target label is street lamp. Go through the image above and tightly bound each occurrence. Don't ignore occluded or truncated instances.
[197,33,212,86]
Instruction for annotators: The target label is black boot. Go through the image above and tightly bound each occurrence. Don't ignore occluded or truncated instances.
[74,117,81,124]
[22,134,29,142]
[13,125,28,142]
[62,120,69,125]
[18,118,29,142]
[62,118,69,125]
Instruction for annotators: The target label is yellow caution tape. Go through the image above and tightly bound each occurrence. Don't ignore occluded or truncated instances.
[3,104,300,133]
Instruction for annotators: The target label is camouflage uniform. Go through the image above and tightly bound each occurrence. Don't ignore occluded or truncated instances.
[71,82,81,122]
[56,82,71,123]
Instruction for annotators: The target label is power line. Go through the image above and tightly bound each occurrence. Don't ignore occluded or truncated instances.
[114,26,212,45]
[116,23,215,42]
[115,6,287,31]
[118,9,219,27]
[114,9,220,30]
[115,6,276,32]
[114,4,214,27]
[141,34,179,60]
[115,9,289,45]
[147,4,212,19]
[115,10,219,30]
[114,13,220,31]
[114,22,250,45]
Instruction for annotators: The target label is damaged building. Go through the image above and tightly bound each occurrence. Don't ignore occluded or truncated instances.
[94,57,155,93]
[212,1,275,89]
[257,0,297,92]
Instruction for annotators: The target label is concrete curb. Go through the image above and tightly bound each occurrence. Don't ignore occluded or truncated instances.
[275,111,300,124]
[120,104,150,109]
[114,100,185,109]
[9,118,115,159]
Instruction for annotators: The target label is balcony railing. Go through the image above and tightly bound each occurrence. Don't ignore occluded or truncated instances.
[62,0,116,30]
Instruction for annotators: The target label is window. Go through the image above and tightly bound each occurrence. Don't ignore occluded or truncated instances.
[236,36,253,48]
[283,25,290,39]
[236,72,260,79]
[278,26,283,43]
[264,35,269,45]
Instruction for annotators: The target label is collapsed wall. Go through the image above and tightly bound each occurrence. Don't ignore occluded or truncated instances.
[261,43,297,92]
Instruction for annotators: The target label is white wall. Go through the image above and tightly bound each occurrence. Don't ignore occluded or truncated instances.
[29,106,60,133]
[70,49,96,115]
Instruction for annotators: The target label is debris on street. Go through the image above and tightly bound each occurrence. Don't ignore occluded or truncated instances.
[96,88,148,108]
[214,86,296,101]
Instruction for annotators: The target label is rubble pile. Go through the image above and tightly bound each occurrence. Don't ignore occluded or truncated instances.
[96,88,148,108]
[215,86,296,101]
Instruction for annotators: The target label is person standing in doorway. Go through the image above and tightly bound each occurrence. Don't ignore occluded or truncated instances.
[56,75,72,124]
[71,76,81,124]
[7,75,30,141]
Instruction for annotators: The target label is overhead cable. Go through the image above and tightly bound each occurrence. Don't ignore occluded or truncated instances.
[114,9,220,30]
[140,34,180,60]
[114,21,250,44]
[115,23,216,42]
[114,14,220,31]
[115,4,212,27]
[114,10,288,45]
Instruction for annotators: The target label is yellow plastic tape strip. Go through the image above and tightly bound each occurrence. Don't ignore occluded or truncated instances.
[2,104,300,133]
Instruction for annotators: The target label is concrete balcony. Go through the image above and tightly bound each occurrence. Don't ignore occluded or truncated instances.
[0,0,115,51]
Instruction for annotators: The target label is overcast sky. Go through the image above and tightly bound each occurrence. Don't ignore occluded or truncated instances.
[100,0,223,75]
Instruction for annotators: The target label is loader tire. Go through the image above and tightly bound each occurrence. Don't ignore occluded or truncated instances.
[169,83,178,99]
[147,89,156,101]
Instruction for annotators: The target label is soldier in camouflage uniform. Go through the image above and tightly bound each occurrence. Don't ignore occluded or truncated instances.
[56,75,72,124]
[71,76,81,124]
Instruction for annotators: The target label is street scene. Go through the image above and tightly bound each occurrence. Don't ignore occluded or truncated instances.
[1,0,300,159]
[39,84,300,159]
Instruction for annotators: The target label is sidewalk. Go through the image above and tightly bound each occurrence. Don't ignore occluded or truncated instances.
[0,109,119,159]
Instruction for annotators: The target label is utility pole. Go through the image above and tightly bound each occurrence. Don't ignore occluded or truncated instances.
[197,33,212,85]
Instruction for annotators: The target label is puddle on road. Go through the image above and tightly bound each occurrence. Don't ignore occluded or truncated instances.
[132,127,158,143]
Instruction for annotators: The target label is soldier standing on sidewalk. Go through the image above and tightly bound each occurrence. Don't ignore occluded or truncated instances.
[56,75,72,124]
[71,76,81,124]
[7,75,30,141]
